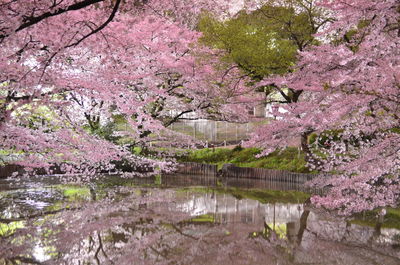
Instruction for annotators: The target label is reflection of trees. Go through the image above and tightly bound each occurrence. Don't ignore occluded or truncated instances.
[185,191,400,264]
[1,185,400,264]
[296,209,310,245]
[287,209,400,264]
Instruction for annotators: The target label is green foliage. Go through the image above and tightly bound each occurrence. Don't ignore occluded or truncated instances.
[132,146,143,155]
[85,114,129,144]
[178,147,310,173]
[198,2,320,81]
[389,127,400,134]
[198,12,296,80]
[232,145,243,152]
[91,120,120,142]
[11,104,59,131]
[309,130,343,146]
[179,148,233,164]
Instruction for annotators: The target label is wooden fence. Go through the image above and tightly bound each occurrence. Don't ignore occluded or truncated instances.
[221,166,316,184]
[176,162,316,184]
[175,162,218,176]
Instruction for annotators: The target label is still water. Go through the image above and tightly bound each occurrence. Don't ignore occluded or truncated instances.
[0,174,399,265]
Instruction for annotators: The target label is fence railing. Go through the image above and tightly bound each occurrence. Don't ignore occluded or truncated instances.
[170,120,257,143]
[176,162,317,184]
[175,162,218,176]
[220,165,316,184]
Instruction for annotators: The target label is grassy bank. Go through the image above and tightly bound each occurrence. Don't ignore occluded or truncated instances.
[177,146,311,173]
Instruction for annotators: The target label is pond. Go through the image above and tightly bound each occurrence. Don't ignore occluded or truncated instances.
[1,174,399,265]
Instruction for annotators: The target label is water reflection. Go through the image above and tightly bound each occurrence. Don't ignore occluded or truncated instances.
[0,174,399,264]
[176,190,400,245]
[161,173,313,192]
[176,191,304,225]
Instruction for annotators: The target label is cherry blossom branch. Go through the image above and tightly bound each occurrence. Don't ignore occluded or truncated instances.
[15,0,105,33]
[65,0,122,48]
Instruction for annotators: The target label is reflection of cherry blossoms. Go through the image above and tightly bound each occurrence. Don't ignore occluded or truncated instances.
[1,184,399,264]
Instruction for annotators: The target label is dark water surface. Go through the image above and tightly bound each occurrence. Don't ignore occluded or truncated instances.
[0,174,399,265]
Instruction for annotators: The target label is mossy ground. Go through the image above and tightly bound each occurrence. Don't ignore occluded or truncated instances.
[177,146,311,173]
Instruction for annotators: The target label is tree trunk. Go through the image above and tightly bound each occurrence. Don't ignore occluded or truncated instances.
[301,131,313,164]
[0,104,6,127]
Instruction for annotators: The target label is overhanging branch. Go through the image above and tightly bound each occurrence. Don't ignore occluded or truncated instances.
[15,0,105,33]
[65,0,122,48]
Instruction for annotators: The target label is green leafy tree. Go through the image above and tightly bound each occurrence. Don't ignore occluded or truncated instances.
[198,0,331,161]
[198,0,328,81]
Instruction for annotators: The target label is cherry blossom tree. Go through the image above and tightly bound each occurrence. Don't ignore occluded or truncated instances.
[0,0,251,175]
[248,0,400,214]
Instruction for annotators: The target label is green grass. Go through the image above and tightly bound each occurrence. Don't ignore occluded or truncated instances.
[60,185,91,201]
[177,146,311,173]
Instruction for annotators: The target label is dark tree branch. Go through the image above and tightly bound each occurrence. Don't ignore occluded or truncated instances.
[4,89,69,102]
[65,0,122,48]
[164,102,212,127]
[15,0,105,33]
[271,84,292,103]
